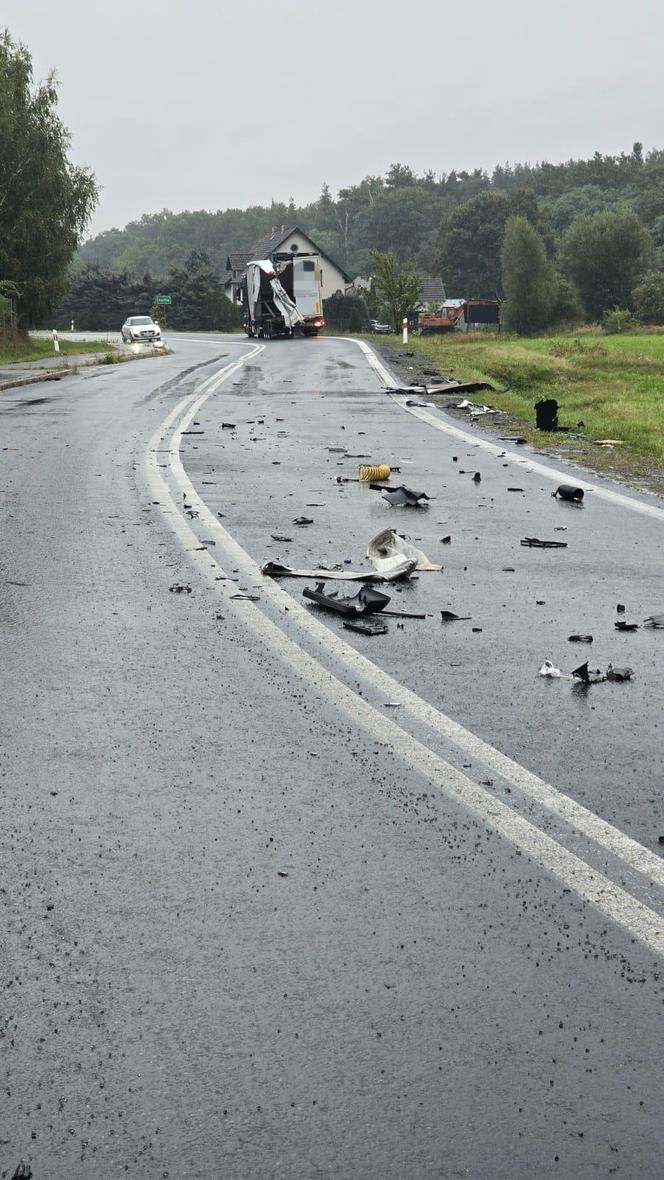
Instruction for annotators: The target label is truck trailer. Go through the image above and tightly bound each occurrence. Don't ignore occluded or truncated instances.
[243,253,325,339]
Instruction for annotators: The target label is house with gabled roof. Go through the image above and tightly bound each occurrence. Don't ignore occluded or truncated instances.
[224,225,351,305]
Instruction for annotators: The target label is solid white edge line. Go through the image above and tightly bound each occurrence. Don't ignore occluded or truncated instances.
[352,337,664,523]
[143,348,664,958]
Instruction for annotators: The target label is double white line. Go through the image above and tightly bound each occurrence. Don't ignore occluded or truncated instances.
[146,343,664,958]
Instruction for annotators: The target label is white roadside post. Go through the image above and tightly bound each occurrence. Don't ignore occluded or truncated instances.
[402,317,408,344]
[52,328,60,353]
[70,319,75,332]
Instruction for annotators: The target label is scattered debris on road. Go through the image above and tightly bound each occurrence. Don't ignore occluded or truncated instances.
[607,664,634,681]
[169,583,192,594]
[521,537,568,549]
[359,463,391,481]
[293,516,314,526]
[303,583,391,617]
[367,527,441,575]
[441,610,472,622]
[553,484,584,503]
[644,613,664,627]
[343,618,389,636]
[539,659,562,678]
[379,485,430,509]
[535,398,559,431]
[569,634,594,643]
[615,621,639,632]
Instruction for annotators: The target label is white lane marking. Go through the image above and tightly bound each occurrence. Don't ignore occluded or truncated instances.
[144,353,664,957]
[353,338,664,524]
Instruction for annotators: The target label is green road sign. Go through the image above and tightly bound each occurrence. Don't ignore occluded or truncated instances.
[156,295,171,305]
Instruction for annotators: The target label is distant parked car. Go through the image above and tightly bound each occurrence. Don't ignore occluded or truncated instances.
[121,315,162,343]
[369,319,391,334]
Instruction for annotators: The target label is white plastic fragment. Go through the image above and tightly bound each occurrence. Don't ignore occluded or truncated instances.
[538,659,562,678]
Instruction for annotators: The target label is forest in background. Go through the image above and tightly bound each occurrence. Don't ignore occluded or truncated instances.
[77,145,664,288]
[52,143,664,333]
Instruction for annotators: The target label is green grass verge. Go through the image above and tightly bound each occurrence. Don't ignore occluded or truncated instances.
[384,332,664,465]
[0,335,113,364]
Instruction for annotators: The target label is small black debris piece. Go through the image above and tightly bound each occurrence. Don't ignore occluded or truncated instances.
[441,610,472,622]
[572,660,605,685]
[507,487,524,492]
[303,582,390,617]
[607,664,634,681]
[343,618,389,636]
[222,422,236,429]
[472,472,482,483]
[277,870,289,877]
[617,603,626,613]
[535,398,558,431]
[569,634,593,643]
[169,583,192,594]
[12,1166,32,1180]
[515,438,527,446]
[553,484,584,503]
[441,535,452,544]
[293,516,314,526]
[572,661,591,684]
[382,609,427,619]
[381,485,430,508]
[615,621,639,632]
[658,836,664,846]
[182,430,205,436]
[230,593,261,601]
[521,537,568,549]
[452,456,458,462]
[644,613,664,628]
[536,600,545,605]
[271,534,293,543]
[502,567,516,572]
[472,627,483,633]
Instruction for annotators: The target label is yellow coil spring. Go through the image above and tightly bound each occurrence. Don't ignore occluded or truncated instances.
[358,463,391,482]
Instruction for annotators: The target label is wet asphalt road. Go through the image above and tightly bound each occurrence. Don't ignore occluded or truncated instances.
[1,333,664,1179]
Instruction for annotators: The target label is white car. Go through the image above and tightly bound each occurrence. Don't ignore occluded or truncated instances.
[121,315,162,343]
[369,319,391,334]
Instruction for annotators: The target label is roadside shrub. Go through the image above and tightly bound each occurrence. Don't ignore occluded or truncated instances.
[602,308,640,334]
[632,271,664,324]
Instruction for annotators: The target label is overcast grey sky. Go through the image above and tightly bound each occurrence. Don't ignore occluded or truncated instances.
[3,0,662,237]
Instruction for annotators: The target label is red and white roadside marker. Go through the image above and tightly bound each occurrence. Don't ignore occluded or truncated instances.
[402,317,408,344]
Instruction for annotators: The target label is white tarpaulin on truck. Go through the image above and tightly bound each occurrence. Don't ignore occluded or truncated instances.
[247,259,304,328]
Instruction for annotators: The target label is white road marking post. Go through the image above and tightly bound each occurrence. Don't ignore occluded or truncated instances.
[402,317,408,345]
[52,328,59,353]
[144,343,664,958]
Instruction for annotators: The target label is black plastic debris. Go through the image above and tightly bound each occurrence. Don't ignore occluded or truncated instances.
[644,614,664,627]
[569,634,593,643]
[607,664,634,681]
[617,603,626,613]
[572,660,605,685]
[507,487,524,492]
[441,610,472,622]
[271,534,293,542]
[380,485,430,508]
[169,583,192,594]
[553,484,584,503]
[615,621,639,632]
[303,582,390,617]
[572,661,591,684]
[12,1165,32,1179]
[293,516,314,526]
[535,398,558,431]
[521,537,568,549]
[222,422,236,429]
[473,472,482,483]
[343,618,389,636]
[441,535,452,544]
[230,593,261,601]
